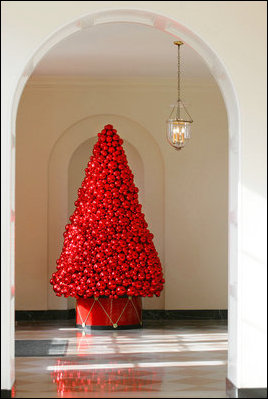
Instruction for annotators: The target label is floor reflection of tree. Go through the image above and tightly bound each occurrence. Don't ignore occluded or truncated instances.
[51,359,160,396]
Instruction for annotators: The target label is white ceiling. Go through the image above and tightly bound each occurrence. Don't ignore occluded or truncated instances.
[33,23,213,79]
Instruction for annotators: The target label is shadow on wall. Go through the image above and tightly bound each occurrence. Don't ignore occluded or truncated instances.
[48,114,165,311]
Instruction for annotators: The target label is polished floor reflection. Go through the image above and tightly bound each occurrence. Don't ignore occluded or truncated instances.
[14,319,228,398]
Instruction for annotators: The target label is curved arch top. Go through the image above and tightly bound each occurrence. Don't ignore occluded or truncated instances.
[14,8,239,148]
[48,112,165,169]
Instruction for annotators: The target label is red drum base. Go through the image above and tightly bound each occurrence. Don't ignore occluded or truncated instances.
[76,296,142,329]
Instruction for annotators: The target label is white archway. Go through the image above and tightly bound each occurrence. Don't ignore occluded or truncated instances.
[6,7,240,392]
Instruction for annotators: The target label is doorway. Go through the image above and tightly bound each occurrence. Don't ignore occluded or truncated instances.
[11,8,239,395]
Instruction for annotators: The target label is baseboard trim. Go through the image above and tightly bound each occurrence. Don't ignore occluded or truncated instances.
[15,309,227,321]
[1,389,12,398]
[226,378,267,398]
[15,309,75,321]
[143,309,227,320]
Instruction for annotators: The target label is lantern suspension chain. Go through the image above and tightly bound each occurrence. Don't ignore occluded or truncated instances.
[177,44,180,119]
[174,41,183,120]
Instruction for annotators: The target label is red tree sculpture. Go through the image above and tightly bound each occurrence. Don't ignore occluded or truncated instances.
[50,124,164,327]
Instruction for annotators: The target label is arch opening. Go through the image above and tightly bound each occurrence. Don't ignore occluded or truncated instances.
[10,7,239,391]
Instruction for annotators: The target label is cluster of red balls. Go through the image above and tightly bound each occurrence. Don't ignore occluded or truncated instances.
[50,124,164,299]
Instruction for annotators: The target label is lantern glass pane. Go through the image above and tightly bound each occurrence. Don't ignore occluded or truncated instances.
[166,121,191,150]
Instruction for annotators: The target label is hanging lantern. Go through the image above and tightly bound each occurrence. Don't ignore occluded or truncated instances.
[167,41,193,150]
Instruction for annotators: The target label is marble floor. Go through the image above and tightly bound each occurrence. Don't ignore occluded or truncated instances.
[14,319,228,398]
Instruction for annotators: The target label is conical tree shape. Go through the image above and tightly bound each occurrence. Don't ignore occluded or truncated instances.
[50,124,164,299]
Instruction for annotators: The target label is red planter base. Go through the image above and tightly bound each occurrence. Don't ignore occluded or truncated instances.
[76,296,142,329]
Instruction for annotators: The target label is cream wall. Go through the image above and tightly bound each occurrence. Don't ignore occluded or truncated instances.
[2,1,267,391]
[15,76,228,311]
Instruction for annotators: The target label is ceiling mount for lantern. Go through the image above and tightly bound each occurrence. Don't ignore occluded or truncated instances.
[166,41,193,150]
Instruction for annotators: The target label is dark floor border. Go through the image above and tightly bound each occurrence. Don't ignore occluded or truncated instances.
[143,309,227,320]
[1,389,11,398]
[226,378,267,398]
[15,309,227,321]
[15,309,75,321]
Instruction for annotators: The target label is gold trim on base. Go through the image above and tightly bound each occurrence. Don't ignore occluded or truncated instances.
[77,297,142,328]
